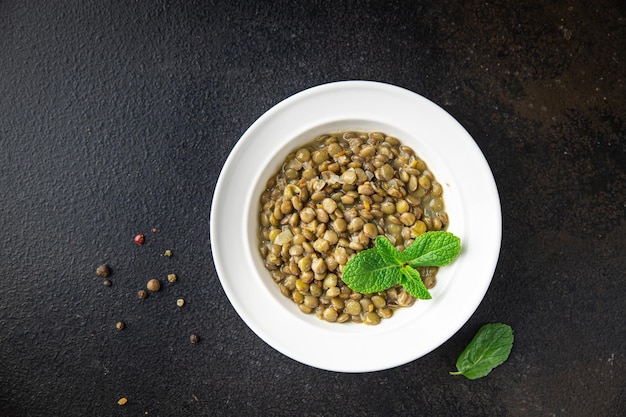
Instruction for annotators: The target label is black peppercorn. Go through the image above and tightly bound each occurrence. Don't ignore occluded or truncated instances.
[96,264,110,278]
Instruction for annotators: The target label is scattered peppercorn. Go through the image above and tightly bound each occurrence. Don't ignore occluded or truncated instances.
[147,279,161,292]
[96,264,110,277]
[176,298,185,307]
[118,397,128,406]
[190,334,199,344]
[134,233,145,245]
[167,273,177,283]
[163,249,173,257]
[116,321,125,331]
[103,279,112,287]
[137,290,148,299]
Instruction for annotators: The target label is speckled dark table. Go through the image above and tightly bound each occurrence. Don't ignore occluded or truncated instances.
[1,1,624,416]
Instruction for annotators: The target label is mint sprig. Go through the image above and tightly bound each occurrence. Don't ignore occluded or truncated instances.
[341,231,461,299]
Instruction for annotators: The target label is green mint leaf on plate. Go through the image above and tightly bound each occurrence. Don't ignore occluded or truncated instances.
[403,231,461,268]
[450,323,514,379]
[399,265,431,300]
[341,231,461,300]
[341,247,401,294]
[374,235,403,266]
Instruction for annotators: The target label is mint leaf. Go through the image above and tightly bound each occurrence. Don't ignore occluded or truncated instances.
[341,247,401,294]
[341,232,461,301]
[399,265,432,300]
[374,235,403,266]
[403,231,461,268]
[450,323,514,379]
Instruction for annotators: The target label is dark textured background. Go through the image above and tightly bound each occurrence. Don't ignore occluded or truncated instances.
[1,1,624,416]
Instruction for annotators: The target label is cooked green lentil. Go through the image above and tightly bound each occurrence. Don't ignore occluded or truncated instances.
[258,131,448,325]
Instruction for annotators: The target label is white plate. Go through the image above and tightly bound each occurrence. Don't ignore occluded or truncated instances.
[210,81,501,373]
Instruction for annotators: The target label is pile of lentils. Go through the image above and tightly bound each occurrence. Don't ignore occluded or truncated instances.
[258,131,448,325]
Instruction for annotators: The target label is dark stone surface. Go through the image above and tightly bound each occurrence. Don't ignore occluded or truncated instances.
[1,1,624,416]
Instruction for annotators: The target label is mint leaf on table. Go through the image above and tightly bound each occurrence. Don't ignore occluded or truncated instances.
[450,323,514,379]
[341,231,461,299]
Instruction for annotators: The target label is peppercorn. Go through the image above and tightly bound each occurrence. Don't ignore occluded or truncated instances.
[103,279,112,287]
[134,233,145,245]
[96,264,110,277]
[147,279,161,292]
[167,273,177,283]
[190,334,199,344]
[116,321,125,331]
[137,290,148,299]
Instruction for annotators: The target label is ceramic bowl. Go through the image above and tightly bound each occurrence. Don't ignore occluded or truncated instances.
[210,81,501,372]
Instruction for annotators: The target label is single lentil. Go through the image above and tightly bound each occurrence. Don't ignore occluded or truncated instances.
[363,312,381,325]
[118,397,128,406]
[116,321,125,331]
[258,131,448,325]
[163,249,173,257]
[103,279,112,287]
[190,334,199,344]
[176,298,185,307]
